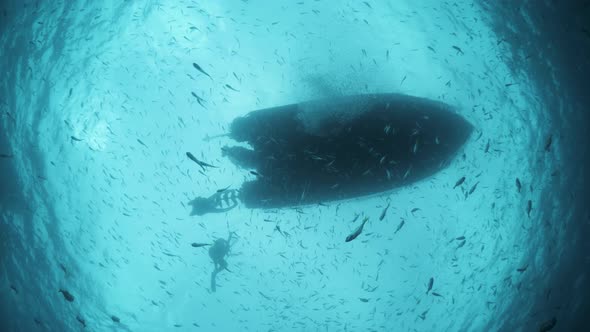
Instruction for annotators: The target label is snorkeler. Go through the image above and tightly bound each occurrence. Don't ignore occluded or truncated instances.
[188,189,239,216]
[209,232,236,292]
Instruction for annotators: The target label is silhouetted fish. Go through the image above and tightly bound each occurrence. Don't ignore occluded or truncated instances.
[191,243,211,248]
[59,289,75,302]
[379,202,390,221]
[426,277,434,294]
[186,152,217,171]
[345,217,369,242]
[538,317,556,332]
[192,63,212,80]
[453,177,465,189]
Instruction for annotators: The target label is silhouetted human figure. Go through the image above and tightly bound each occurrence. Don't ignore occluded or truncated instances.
[209,232,235,292]
[189,190,239,216]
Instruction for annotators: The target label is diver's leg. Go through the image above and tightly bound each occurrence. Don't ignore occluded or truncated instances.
[228,190,239,205]
[226,192,238,210]
[222,190,239,207]
[210,191,238,213]
[210,270,217,292]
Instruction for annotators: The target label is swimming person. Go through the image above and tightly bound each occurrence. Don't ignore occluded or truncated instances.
[188,190,239,216]
[209,232,235,292]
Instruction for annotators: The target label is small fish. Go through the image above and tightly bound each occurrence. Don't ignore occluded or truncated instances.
[403,165,412,180]
[191,92,207,109]
[526,200,532,217]
[411,139,419,154]
[225,84,239,92]
[0,153,13,158]
[362,1,371,8]
[111,315,120,323]
[359,298,370,302]
[59,289,75,302]
[426,277,434,294]
[418,309,428,320]
[203,133,229,142]
[5,111,15,123]
[275,225,286,237]
[250,170,261,176]
[137,138,148,148]
[453,176,465,189]
[484,140,490,153]
[345,217,369,242]
[516,264,528,273]
[456,240,466,249]
[217,185,231,192]
[452,45,464,54]
[516,178,522,193]
[190,242,211,248]
[431,292,443,297]
[394,219,405,234]
[186,152,217,171]
[544,134,552,151]
[379,202,390,221]
[259,291,272,300]
[76,315,86,328]
[9,285,17,294]
[192,62,212,80]
[455,236,465,241]
[468,182,479,195]
[538,317,557,332]
[70,136,83,142]
[411,208,421,214]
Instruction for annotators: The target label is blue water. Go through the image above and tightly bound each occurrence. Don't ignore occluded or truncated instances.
[1,1,589,331]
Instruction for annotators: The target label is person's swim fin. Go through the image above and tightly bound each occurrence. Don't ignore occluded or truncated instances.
[210,271,217,292]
